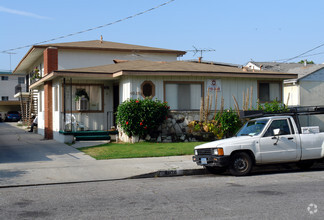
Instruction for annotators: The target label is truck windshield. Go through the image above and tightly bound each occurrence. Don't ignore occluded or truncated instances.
[236,119,269,136]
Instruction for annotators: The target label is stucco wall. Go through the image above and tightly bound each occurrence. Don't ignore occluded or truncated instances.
[0,74,25,100]
[299,81,324,106]
[58,50,178,70]
[284,84,299,106]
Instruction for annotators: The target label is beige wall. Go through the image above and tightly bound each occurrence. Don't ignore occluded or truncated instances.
[284,84,299,106]
[119,75,277,110]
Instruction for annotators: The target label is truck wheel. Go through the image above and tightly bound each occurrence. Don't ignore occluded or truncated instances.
[205,166,226,174]
[296,160,314,170]
[229,152,253,176]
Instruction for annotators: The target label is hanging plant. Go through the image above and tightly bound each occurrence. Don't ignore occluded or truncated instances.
[31,67,41,80]
[75,89,89,101]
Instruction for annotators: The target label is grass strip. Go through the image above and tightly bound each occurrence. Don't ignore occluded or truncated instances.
[79,142,206,160]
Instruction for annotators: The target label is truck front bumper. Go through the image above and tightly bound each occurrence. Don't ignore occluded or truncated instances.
[192,155,230,167]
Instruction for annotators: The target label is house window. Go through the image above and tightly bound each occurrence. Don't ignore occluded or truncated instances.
[18,77,25,84]
[64,84,103,112]
[1,76,8,81]
[1,96,9,101]
[258,81,282,102]
[15,84,22,94]
[164,81,203,110]
[141,81,155,98]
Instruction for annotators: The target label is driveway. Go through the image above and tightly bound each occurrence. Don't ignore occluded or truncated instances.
[0,122,94,163]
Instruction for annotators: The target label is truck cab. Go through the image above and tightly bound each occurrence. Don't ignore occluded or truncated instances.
[193,114,324,176]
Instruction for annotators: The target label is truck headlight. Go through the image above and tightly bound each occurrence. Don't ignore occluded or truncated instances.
[213,148,224,156]
[194,150,198,155]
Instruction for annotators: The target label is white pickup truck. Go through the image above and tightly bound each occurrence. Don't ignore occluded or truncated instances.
[193,115,324,176]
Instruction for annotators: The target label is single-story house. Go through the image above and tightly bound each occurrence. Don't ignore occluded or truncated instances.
[13,41,297,143]
[246,61,324,130]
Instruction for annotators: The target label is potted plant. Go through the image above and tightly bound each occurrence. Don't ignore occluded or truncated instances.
[31,67,42,80]
[75,89,89,101]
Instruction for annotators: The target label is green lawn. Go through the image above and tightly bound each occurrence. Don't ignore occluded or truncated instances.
[79,142,206,160]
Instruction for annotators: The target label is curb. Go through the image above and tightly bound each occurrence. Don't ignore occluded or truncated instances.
[129,168,207,179]
[0,168,207,189]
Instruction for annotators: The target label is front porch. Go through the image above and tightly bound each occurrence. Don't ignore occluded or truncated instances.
[59,130,118,141]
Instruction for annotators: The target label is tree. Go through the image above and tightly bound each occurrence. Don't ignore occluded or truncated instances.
[298,60,314,64]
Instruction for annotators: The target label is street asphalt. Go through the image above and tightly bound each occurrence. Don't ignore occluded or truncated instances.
[0,122,204,187]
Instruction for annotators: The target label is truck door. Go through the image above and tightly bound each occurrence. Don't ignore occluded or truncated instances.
[259,119,298,163]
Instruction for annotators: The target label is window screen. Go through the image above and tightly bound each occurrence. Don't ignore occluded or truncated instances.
[165,82,202,110]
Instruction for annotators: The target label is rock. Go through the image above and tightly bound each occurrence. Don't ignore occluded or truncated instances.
[145,134,151,141]
[183,118,189,126]
[175,125,183,134]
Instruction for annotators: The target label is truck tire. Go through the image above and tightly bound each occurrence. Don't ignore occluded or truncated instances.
[229,152,253,176]
[205,166,227,174]
[296,160,314,170]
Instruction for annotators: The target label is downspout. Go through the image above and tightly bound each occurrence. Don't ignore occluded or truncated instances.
[70,78,72,131]
[63,78,66,131]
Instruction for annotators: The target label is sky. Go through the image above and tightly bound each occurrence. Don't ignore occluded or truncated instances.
[1,0,324,71]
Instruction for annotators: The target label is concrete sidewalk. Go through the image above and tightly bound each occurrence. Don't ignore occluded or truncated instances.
[0,155,204,187]
[0,122,204,187]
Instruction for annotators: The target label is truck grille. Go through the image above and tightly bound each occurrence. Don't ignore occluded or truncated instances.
[196,148,212,155]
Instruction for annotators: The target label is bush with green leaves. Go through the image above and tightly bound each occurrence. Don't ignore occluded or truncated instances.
[188,108,242,139]
[214,108,242,138]
[116,98,170,138]
[257,100,288,113]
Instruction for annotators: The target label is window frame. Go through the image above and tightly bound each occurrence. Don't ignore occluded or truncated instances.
[263,119,291,137]
[257,80,282,103]
[18,77,25,84]
[1,76,9,81]
[163,81,204,111]
[61,83,104,113]
[1,96,9,101]
[141,80,155,98]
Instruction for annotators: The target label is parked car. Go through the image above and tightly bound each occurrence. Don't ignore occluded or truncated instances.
[5,111,21,122]
[193,106,324,176]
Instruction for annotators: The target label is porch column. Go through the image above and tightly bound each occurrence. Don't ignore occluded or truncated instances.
[43,47,57,140]
[44,81,53,139]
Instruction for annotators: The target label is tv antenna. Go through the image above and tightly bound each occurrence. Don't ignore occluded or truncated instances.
[2,52,17,72]
[186,46,216,58]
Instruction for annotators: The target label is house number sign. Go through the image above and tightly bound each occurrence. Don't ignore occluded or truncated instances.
[130,91,142,95]
[207,79,221,92]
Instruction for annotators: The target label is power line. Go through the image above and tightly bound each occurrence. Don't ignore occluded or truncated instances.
[273,51,324,62]
[1,0,176,54]
[280,42,324,62]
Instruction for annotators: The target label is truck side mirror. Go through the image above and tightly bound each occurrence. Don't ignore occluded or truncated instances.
[273,128,280,136]
[272,128,280,145]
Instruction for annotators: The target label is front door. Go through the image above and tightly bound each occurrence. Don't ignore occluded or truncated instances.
[259,119,298,163]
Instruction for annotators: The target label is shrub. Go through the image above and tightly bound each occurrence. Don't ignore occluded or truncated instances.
[214,109,242,138]
[116,98,170,138]
[188,108,241,139]
[257,100,288,113]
